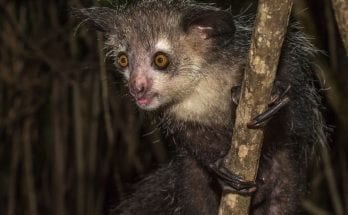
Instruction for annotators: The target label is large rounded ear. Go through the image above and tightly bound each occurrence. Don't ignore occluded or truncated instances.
[182,7,235,41]
[71,7,118,32]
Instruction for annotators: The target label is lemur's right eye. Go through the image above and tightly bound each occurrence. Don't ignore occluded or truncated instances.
[117,53,129,68]
[154,52,170,70]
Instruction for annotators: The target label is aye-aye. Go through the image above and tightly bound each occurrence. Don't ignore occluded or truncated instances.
[73,0,326,214]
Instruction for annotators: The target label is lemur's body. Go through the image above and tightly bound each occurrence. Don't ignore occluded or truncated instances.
[74,1,326,214]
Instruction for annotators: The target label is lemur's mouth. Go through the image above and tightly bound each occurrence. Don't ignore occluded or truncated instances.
[135,92,158,106]
[136,97,153,106]
[134,93,161,110]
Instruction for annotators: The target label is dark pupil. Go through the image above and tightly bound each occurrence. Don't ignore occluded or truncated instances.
[157,57,164,64]
[120,57,126,64]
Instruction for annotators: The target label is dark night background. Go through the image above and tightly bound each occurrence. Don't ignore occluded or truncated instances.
[0,0,347,214]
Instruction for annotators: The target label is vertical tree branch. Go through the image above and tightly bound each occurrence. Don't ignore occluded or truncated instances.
[331,0,348,54]
[73,83,85,215]
[86,73,101,215]
[321,147,344,215]
[52,80,66,215]
[23,119,38,215]
[97,30,115,148]
[219,0,293,214]
[7,130,20,215]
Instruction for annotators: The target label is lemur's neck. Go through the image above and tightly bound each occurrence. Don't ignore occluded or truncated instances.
[167,65,243,127]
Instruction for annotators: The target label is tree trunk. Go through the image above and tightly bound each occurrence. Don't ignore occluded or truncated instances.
[218,0,293,214]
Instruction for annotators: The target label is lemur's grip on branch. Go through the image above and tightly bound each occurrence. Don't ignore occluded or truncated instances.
[73,1,327,214]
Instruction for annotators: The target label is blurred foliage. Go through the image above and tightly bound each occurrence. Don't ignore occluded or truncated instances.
[0,0,347,215]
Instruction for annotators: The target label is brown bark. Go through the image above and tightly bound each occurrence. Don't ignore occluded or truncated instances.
[331,0,348,55]
[218,0,293,214]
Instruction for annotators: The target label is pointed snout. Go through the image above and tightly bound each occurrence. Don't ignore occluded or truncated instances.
[129,73,152,99]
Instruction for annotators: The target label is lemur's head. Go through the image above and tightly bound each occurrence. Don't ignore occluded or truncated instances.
[73,0,237,111]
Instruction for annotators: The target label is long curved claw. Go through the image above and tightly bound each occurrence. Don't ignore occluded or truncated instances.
[247,85,291,129]
[209,159,257,195]
[247,96,290,129]
[269,84,291,106]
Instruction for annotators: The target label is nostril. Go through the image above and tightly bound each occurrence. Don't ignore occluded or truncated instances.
[129,75,150,98]
[136,84,145,93]
[130,81,147,98]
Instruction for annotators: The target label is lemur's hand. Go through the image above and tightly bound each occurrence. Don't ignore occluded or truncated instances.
[209,159,257,195]
[231,83,291,129]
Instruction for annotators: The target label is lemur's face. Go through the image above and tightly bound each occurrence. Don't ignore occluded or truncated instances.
[111,35,205,111]
[73,1,236,111]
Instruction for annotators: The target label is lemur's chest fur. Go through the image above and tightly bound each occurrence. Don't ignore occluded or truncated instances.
[167,63,243,127]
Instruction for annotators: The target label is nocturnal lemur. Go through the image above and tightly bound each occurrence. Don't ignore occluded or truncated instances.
[73,0,326,214]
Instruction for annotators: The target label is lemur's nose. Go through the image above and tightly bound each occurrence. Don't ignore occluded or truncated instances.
[129,75,149,98]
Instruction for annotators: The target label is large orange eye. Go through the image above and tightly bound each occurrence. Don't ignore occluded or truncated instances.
[154,52,169,69]
[117,53,128,68]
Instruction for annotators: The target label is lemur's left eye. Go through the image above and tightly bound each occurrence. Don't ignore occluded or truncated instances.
[154,52,169,69]
[117,52,129,68]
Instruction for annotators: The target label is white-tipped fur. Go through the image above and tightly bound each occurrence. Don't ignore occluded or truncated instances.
[155,38,172,52]
[168,63,243,126]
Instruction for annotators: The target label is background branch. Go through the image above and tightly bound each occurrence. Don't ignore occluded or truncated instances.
[331,0,348,54]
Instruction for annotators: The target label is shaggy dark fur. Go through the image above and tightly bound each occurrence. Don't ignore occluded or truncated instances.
[73,1,326,214]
